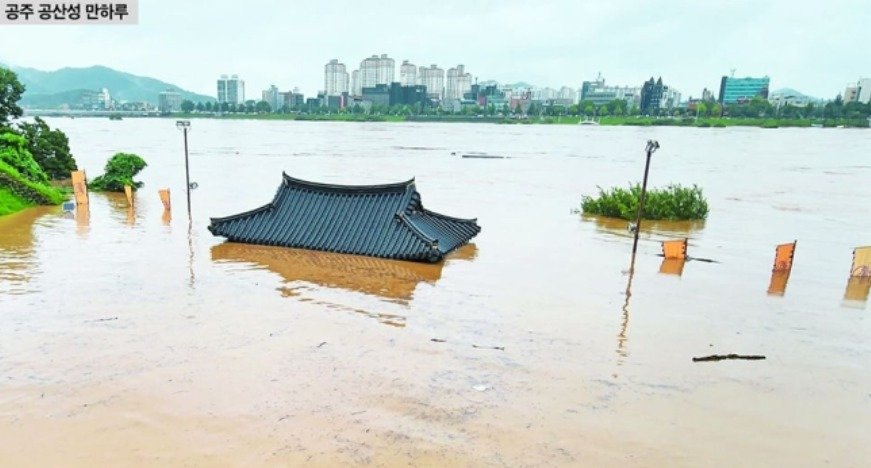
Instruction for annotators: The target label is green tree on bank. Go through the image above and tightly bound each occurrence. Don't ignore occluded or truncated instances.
[0,66,73,215]
[17,117,77,179]
[180,100,195,113]
[0,67,25,126]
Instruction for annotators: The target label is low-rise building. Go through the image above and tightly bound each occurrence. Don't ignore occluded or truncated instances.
[361,84,390,107]
[158,90,182,113]
[844,78,871,104]
[718,76,770,104]
[389,83,427,107]
[581,76,640,107]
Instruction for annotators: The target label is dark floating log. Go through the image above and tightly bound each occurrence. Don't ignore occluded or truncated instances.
[692,354,766,362]
[462,154,507,159]
[472,344,505,351]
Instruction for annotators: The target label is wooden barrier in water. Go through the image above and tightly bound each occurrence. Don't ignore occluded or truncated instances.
[70,170,89,205]
[850,246,871,277]
[158,188,171,212]
[772,241,797,272]
[768,241,796,295]
[124,185,134,207]
[661,238,688,259]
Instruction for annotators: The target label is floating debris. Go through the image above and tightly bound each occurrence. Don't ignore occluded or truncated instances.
[462,153,507,159]
[692,354,766,362]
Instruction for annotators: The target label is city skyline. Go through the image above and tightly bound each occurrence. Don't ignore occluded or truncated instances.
[0,0,869,99]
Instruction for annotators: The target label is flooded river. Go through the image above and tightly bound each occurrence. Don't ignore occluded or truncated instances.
[1,119,869,466]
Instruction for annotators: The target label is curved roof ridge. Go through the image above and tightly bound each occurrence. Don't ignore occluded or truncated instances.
[421,207,478,224]
[395,212,439,247]
[208,203,272,225]
[282,172,415,193]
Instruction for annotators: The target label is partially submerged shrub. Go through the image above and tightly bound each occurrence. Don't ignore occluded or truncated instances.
[89,152,147,192]
[581,183,709,220]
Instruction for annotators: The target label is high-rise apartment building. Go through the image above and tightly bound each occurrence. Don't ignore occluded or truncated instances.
[399,60,417,86]
[358,54,395,90]
[718,76,770,104]
[351,70,361,96]
[261,85,280,110]
[418,65,444,100]
[324,59,350,96]
[217,74,245,104]
[445,65,472,101]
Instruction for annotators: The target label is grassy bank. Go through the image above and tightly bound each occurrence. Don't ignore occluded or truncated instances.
[0,160,66,217]
[0,186,33,216]
[171,112,405,122]
[167,112,869,128]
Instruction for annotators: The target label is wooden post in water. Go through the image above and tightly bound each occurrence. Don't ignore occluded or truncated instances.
[631,140,660,262]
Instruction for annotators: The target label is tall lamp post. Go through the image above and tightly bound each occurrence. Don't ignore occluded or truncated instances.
[176,120,192,217]
[630,140,660,259]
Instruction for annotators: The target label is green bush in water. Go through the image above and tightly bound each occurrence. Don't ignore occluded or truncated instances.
[89,152,147,192]
[581,183,709,221]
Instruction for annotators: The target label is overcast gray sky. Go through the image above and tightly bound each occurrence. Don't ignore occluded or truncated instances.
[1,0,868,99]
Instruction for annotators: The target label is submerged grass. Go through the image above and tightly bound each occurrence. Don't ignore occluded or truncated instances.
[0,159,65,216]
[581,183,709,221]
[0,186,33,216]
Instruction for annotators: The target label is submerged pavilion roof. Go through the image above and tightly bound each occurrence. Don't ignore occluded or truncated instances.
[207,173,481,262]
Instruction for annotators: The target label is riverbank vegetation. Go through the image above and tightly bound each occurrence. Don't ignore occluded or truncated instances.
[0,133,66,215]
[0,66,75,216]
[167,93,871,129]
[581,184,709,221]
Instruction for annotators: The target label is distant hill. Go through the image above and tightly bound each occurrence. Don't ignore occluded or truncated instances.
[6,64,214,107]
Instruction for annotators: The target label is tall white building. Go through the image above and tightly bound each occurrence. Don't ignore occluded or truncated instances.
[661,87,682,110]
[558,86,576,103]
[534,87,558,100]
[399,60,417,86]
[261,85,280,110]
[324,59,350,96]
[418,64,445,100]
[359,54,395,90]
[351,69,361,96]
[217,74,245,104]
[377,54,395,85]
[445,65,472,101]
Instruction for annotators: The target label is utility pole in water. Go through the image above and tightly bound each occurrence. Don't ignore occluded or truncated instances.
[176,120,192,218]
[631,140,660,262]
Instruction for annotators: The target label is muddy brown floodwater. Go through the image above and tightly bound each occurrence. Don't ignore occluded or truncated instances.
[1,120,870,466]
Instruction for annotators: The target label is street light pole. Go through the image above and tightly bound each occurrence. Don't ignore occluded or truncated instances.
[176,120,192,218]
[631,140,660,259]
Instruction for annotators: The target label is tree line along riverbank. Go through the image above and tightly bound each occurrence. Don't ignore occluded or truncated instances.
[154,112,870,128]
